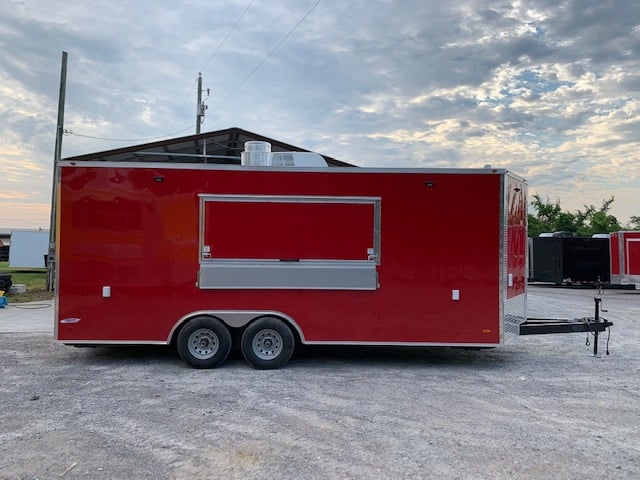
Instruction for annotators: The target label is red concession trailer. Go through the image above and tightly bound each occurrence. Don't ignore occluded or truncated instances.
[610,231,640,287]
[55,156,529,368]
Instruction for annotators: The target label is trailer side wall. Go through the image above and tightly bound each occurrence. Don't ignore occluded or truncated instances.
[56,164,519,347]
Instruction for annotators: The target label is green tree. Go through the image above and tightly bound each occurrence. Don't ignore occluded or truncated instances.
[528,194,574,237]
[528,194,554,237]
[528,195,624,237]
[626,216,640,230]
[574,197,622,236]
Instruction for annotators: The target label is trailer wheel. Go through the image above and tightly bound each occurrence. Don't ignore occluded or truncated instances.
[241,317,295,370]
[177,316,232,369]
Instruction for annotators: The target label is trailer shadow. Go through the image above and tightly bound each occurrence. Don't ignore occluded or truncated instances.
[66,343,508,370]
[66,344,179,367]
[289,344,507,369]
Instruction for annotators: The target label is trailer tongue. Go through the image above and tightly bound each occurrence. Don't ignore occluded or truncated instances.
[520,297,613,355]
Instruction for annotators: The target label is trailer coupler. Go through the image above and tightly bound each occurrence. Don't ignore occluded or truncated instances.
[520,297,613,356]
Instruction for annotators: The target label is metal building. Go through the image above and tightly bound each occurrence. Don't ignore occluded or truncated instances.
[63,127,352,166]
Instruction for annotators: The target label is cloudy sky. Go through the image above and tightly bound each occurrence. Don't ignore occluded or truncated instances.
[1,0,639,229]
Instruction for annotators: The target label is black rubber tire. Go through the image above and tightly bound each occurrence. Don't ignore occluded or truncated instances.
[241,317,295,370]
[176,316,232,369]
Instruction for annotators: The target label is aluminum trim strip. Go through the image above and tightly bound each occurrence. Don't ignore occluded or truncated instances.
[301,341,500,347]
[504,293,526,339]
[198,193,381,204]
[617,233,624,276]
[500,174,507,344]
[58,339,500,348]
[53,169,62,341]
[199,194,381,265]
[58,160,514,176]
[57,340,168,345]
[199,262,378,290]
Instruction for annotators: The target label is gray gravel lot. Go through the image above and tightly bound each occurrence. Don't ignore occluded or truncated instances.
[0,286,638,479]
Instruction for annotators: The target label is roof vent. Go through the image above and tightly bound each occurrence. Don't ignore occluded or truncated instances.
[241,142,328,167]
[271,151,327,167]
[241,141,271,166]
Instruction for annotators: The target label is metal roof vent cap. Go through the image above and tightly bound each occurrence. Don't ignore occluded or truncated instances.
[241,141,271,166]
[271,151,327,167]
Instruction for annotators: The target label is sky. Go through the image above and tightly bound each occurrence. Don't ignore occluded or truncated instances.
[1,0,639,229]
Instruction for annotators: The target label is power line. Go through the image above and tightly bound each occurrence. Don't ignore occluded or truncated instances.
[64,126,193,143]
[65,0,321,145]
[169,76,200,135]
[199,0,255,73]
[170,0,256,133]
[208,0,323,115]
[95,0,256,143]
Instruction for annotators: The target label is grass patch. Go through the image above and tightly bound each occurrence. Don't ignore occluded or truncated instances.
[0,261,54,303]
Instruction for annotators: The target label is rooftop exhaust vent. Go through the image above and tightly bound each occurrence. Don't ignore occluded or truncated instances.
[241,141,327,167]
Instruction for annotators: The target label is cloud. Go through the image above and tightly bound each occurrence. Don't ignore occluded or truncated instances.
[1,0,639,226]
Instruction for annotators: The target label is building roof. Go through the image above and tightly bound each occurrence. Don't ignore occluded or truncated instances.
[63,127,353,167]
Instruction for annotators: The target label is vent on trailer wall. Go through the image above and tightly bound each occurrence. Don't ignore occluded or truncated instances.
[240,141,327,167]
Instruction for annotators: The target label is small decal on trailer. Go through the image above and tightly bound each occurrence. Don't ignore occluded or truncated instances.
[60,318,81,324]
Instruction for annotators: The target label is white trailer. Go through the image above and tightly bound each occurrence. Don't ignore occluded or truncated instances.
[8,229,49,268]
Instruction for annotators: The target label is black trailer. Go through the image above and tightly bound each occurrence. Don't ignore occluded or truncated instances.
[529,236,610,284]
[0,273,12,292]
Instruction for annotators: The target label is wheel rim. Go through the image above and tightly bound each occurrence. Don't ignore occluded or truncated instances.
[188,328,219,360]
[252,329,283,360]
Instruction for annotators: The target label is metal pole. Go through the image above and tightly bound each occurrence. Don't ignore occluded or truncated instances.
[196,72,202,135]
[47,51,67,291]
[593,297,601,356]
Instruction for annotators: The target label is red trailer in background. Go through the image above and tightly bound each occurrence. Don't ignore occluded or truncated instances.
[610,231,640,287]
[54,153,529,368]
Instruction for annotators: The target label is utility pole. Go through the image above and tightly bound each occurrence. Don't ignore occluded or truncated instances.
[196,72,203,134]
[195,73,209,135]
[47,51,68,291]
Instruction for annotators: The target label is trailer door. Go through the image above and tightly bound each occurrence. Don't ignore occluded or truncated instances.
[627,238,640,275]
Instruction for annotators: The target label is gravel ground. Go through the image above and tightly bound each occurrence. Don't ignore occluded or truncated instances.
[0,286,638,479]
